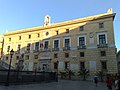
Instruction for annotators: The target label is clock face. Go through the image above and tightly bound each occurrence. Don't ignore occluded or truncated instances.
[46,32,49,36]
[89,32,93,38]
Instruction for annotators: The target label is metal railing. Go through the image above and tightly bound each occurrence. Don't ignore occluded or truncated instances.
[52,48,59,51]
[97,44,108,48]
[0,70,57,85]
[63,47,70,51]
[77,45,86,49]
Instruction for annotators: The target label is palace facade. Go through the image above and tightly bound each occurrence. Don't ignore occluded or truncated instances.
[1,9,118,74]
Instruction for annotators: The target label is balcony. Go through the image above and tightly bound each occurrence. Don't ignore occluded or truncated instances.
[63,47,70,51]
[25,50,30,53]
[77,45,86,49]
[52,48,59,51]
[97,44,108,48]
[40,48,51,52]
[33,49,39,53]
[15,50,20,54]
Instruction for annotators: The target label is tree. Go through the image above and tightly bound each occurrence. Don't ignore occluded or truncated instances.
[96,70,106,82]
[66,69,75,80]
[60,69,75,80]
[78,69,89,80]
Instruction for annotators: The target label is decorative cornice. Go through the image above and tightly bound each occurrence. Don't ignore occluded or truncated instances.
[4,12,116,36]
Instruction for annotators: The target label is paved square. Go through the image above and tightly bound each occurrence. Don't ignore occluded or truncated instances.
[0,80,114,90]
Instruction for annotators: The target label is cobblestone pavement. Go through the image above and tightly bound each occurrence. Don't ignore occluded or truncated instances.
[0,80,115,90]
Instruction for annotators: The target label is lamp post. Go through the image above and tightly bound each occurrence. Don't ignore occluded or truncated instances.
[56,60,59,82]
[5,49,14,86]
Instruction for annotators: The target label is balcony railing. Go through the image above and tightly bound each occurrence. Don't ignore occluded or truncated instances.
[25,50,30,53]
[15,50,20,54]
[77,45,86,49]
[40,48,51,52]
[33,49,39,53]
[63,47,70,51]
[97,44,108,48]
[52,48,59,51]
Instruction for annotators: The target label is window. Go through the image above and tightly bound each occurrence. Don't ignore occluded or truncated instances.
[28,35,31,39]
[79,37,85,46]
[64,38,70,47]
[35,42,39,50]
[56,31,59,35]
[6,56,8,60]
[66,29,69,33]
[42,64,47,71]
[101,51,106,56]
[26,43,31,51]
[25,55,29,60]
[80,52,84,57]
[80,26,84,31]
[99,23,104,28]
[80,62,85,70]
[101,61,107,70]
[54,39,59,48]
[99,34,106,44]
[19,36,21,40]
[7,45,10,52]
[65,62,69,69]
[34,55,38,59]
[44,41,49,49]
[54,53,58,58]
[17,44,21,51]
[33,62,37,70]
[16,56,19,60]
[38,33,40,37]
[65,53,69,58]
[40,43,44,48]
[46,32,49,36]
[54,62,58,69]
[15,63,18,68]
[9,38,11,41]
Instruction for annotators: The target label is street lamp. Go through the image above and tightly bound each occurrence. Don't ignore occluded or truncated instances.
[5,49,14,86]
[56,60,59,82]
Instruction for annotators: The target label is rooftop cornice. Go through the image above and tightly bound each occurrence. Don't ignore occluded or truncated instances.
[4,12,116,36]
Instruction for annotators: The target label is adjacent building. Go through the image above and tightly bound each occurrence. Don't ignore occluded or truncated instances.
[0,35,4,59]
[1,9,118,75]
[117,51,120,73]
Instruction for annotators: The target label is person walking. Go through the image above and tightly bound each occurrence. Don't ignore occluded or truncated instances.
[115,76,119,90]
[106,77,113,90]
[93,75,98,86]
[117,76,120,90]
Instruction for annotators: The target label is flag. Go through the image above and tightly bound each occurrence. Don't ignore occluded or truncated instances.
[40,43,44,48]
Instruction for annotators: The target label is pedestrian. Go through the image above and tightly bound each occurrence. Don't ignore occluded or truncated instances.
[106,77,113,90]
[93,75,98,86]
[115,76,119,90]
[117,76,120,90]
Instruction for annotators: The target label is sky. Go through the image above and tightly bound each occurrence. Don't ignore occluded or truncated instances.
[0,0,120,51]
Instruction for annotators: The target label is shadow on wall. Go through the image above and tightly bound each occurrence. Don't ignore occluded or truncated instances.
[0,16,112,73]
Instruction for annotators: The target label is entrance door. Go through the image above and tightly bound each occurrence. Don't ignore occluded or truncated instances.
[39,59,51,72]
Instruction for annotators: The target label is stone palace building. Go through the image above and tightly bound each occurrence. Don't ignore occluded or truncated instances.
[0,9,118,75]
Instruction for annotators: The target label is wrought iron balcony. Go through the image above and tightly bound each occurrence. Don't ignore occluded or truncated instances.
[40,48,51,52]
[25,50,30,53]
[97,44,108,48]
[52,48,59,51]
[63,47,70,51]
[33,49,39,53]
[77,45,86,49]
[15,50,20,54]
